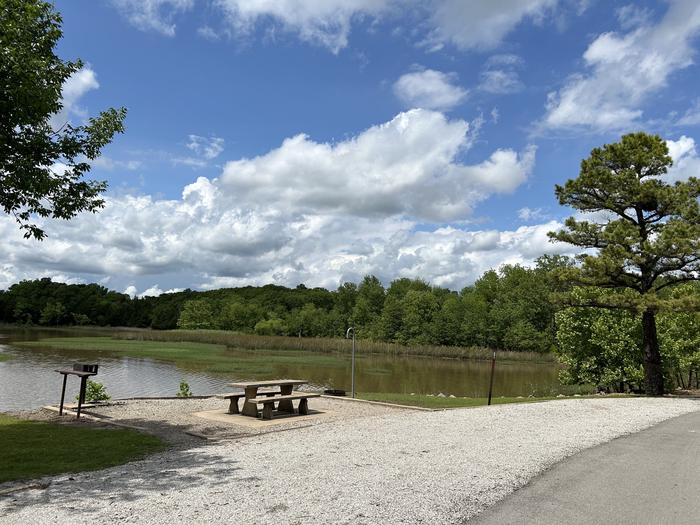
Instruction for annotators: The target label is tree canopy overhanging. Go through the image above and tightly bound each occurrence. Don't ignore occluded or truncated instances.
[549,132,700,395]
[0,0,126,240]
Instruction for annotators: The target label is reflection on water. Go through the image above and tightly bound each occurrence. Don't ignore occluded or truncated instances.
[0,347,232,413]
[0,328,562,411]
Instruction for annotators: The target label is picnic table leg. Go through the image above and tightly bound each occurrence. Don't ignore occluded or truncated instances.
[277,384,294,413]
[262,402,274,420]
[241,386,259,417]
[76,376,87,419]
[59,374,67,416]
[298,398,309,415]
[228,397,240,414]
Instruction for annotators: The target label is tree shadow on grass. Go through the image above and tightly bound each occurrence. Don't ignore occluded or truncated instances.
[0,416,258,517]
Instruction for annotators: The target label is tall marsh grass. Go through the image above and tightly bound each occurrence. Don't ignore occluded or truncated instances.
[113,329,557,363]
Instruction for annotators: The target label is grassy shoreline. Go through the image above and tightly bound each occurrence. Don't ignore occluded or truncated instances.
[0,414,166,483]
[112,328,558,363]
[0,324,557,363]
[13,336,360,376]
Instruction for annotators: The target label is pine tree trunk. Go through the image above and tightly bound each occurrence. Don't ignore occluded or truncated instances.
[641,309,664,396]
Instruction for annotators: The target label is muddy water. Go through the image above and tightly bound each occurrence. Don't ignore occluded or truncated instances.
[0,328,562,411]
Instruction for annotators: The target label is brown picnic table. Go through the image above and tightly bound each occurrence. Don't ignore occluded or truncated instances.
[228,379,319,419]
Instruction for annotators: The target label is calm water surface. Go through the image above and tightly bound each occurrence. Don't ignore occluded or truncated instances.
[0,329,563,411]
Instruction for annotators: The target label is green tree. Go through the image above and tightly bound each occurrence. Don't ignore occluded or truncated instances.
[399,290,439,344]
[39,300,66,325]
[378,295,404,341]
[485,265,555,353]
[71,312,91,325]
[1,0,126,239]
[334,282,357,322]
[657,284,700,390]
[286,303,323,337]
[150,301,180,330]
[555,288,643,392]
[218,301,264,331]
[550,133,700,395]
[177,300,216,329]
[254,318,287,336]
[352,275,385,334]
[459,288,489,347]
[430,294,464,346]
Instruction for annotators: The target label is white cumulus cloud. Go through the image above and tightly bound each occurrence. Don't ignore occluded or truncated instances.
[50,67,100,130]
[218,109,534,221]
[666,135,700,183]
[677,98,700,126]
[187,135,225,160]
[542,0,700,132]
[0,110,539,292]
[393,68,468,111]
[173,135,225,168]
[479,70,523,95]
[111,0,194,36]
[425,0,559,51]
[216,0,391,53]
[518,207,548,222]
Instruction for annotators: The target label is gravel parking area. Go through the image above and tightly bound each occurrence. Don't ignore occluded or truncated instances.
[1,397,698,524]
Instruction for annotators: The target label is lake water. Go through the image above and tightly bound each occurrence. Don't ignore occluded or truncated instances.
[0,329,564,411]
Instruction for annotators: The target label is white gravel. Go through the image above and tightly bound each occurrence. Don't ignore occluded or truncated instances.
[80,396,406,444]
[1,398,698,524]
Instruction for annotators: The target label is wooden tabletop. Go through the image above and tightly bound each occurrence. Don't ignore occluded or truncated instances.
[229,379,307,388]
[54,369,97,377]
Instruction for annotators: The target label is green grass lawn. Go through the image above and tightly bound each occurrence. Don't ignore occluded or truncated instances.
[14,336,344,376]
[0,414,166,483]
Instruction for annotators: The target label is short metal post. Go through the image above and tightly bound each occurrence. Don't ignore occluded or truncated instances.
[487,350,496,406]
[59,374,67,416]
[77,376,87,419]
[346,327,356,398]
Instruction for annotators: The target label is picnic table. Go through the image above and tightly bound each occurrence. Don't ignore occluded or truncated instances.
[228,379,319,419]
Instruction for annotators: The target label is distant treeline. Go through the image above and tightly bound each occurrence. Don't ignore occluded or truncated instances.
[0,255,570,353]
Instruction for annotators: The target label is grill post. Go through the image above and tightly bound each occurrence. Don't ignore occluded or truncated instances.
[59,374,68,416]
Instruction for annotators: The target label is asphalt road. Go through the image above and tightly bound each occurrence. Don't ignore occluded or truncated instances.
[470,407,700,525]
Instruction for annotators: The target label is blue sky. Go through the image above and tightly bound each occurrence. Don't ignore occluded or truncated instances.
[3,0,700,296]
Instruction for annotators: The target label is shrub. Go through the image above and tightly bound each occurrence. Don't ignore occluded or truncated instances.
[176,380,192,398]
[77,380,111,402]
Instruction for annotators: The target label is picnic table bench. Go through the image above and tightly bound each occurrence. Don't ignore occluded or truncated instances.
[217,390,281,414]
[249,392,319,420]
[228,380,320,419]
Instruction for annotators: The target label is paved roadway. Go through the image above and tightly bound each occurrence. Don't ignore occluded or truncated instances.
[470,409,700,525]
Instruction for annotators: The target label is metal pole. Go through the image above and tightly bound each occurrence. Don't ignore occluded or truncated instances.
[346,327,356,398]
[59,373,67,416]
[487,350,496,406]
[77,376,87,419]
[352,329,356,398]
